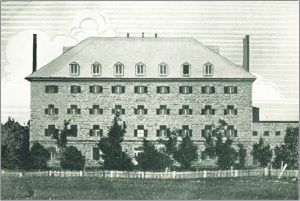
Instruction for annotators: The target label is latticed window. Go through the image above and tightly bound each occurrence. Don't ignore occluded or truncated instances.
[69,62,80,76]
[67,105,81,114]
[134,125,148,138]
[45,104,58,115]
[201,105,215,115]
[89,105,103,115]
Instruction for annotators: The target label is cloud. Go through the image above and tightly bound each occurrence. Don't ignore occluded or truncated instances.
[252,73,286,102]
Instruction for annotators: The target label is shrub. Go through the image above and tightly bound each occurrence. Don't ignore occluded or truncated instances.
[173,136,198,169]
[60,146,85,170]
[251,137,272,167]
[29,141,50,170]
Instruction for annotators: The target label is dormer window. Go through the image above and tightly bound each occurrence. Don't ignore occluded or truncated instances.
[159,62,168,76]
[181,62,191,76]
[204,62,213,76]
[91,62,101,76]
[69,62,79,76]
[114,62,124,76]
[135,62,145,76]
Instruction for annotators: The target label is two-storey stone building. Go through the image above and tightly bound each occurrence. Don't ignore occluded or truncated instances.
[25,34,298,166]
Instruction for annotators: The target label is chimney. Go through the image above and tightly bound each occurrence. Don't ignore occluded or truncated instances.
[243,35,250,72]
[155,33,158,38]
[142,32,144,38]
[127,33,130,38]
[32,34,37,73]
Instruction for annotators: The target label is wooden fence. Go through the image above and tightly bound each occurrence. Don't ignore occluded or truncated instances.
[1,169,298,179]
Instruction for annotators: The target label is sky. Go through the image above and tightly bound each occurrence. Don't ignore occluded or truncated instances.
[1,1,299,124]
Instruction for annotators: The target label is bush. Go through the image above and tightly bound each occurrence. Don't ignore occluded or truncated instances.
[251,137,272,167]
[173,136,198,169]
[29,141,50,170]
[60,146,85,170]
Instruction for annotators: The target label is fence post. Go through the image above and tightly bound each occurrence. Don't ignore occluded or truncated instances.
[264,167,268,176]
[234,170,238,177]
[172,171,175,179]
[19,172,23,178]
[203,170,207,178]
[110,171,113,178]
[295,170,298,178]
[80,171,83,177]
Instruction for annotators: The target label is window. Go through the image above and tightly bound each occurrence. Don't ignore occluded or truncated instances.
[156,105,170,115]
[179,86,192,94]
[201,105,215,115]
[135,62,145,76]
[112,105,125,115]
[264,131,270,136]
[202,125,212,137]
[134,86,148,94]
[159,62,168,76]
[67,105,81,115]
[45,85,58,93]
[224,86,237,94]
[45,104,58,115]
[181,125,192,137]
[134,105,148,115]
[203,62,213,76]
[114,62,124,76]
[134,147,144,158]
[179,105,192,115]
[92,147,100,160]
[90,85,103,94]
[252,131,258,136]
[112,85,125,94]
[69,62,80,76]
[90,125,103,137]
[224,105,237,115]
[202,86,215,94]
[134,125,148,138]
[156,125,169,137]
[89,105,103,115]
[182,62,191,76]
[47,147,57,160]
[91,62,101,76]
[70,85,81,93]
[67,125,78,137]
[157,86,170,94]
[45,125,58,137]
[275,131,281,136]
[226,125,237,137]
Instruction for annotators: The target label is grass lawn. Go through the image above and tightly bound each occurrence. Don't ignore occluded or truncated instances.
[1,175,298,200]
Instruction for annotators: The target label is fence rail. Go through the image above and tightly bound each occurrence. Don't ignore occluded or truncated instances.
[1,169,298,179]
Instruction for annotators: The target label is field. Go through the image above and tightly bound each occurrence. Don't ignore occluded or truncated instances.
[1,175,298,200]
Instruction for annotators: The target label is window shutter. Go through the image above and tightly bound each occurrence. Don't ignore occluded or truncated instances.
[54,86,58,93]
[112,86,115,93]
[55,108,58,114]
[77,109,81,114]
[122,108,125,114]
[189,109,193,115]
[45,129,48,136]
[234,87,238,94]
[100,129,103,137]
[179,86,182,94]
[156,130,160,137]
[234,129,238,137]
[224,109,228,115]
[134,109,137,114]
[156,109,159,115]
[144,86,148,93]
[201,87,205,94]
[134,130,137,137]
[144,130,148,137]
[212,87,215,94]
[157,87,160,94]
[45,108,48,114]
[201,109,205,115]
[89,109,93,114]
[189,86,193,93]
[122,86,125,93]
[179,109,182,115]
[112,109,115,114]
[167,86,170,93]
[144,109,148,115]
[70,86,74,93]
[224,87,228,94]
[201,130,205,137]
[90,86,93,93]
[89,129,93,136]
[212,109,215,115]
[167,109,170,115]
[100,86,103,93]
[234,109,238,115]
[134,86,138,93]
[189,130,193,137]
[167,129,170,136]
[100,109,103,114]
[67,109,70,114]
[78,86,81,93]
[45,87,49,93]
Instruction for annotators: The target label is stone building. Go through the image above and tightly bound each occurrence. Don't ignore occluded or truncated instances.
[25,34,298,167]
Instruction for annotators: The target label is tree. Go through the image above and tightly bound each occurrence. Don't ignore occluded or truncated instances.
[1,117,30,169]
[136,139,172,171]
[29,141,50,170]
[273,127,298,169]
[60,146,85,170]
[237,144,247,169]
[98,113,134,170]
[216,139,238,169]
[251,137,272,167]
[173,136,198,169]
[54,119,71,150]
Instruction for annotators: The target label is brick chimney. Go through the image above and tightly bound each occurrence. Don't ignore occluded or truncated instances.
[32,34,37,73]
[243,35,250,72]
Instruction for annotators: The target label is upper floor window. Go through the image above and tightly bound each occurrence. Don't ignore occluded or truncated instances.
[179,86,192,94]
[135,62,145,76]
[70,85,81,93]
[226,125,237,137]
[112,105,125,115]
[201,105,215,115]
[134,86,148,94]
[224,105,237,115]
[181,62,191,76]
[275,131,281,136]
[89,125,103,137]
[67,105,81,115]
[202,125,212,137]
[89,105,103,115]
[134,105,148,115]
[93,147,101,160]
[201,86,215,94]
[45,125,58,138]
[156,105,170,115]
[156,125,169,138]
[264,131,270,136]
[252,131,258,136]
[69,62,80,76]
[134,125,148,138]
[157,86,170,94]
[179,105,193,115]
[224,86,237,94]
[91,62,101,76]
[90,85,103,94]
[159,62,168,76]
[45,85,58,93]
[67,125,78,137]
[45,104,58,115]
[112,85,125,94]
[204,62,213,76]
[114,62,124,76]
[181,125,192,137]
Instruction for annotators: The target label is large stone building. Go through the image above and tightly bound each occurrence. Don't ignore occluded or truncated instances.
[25,34,298,167]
